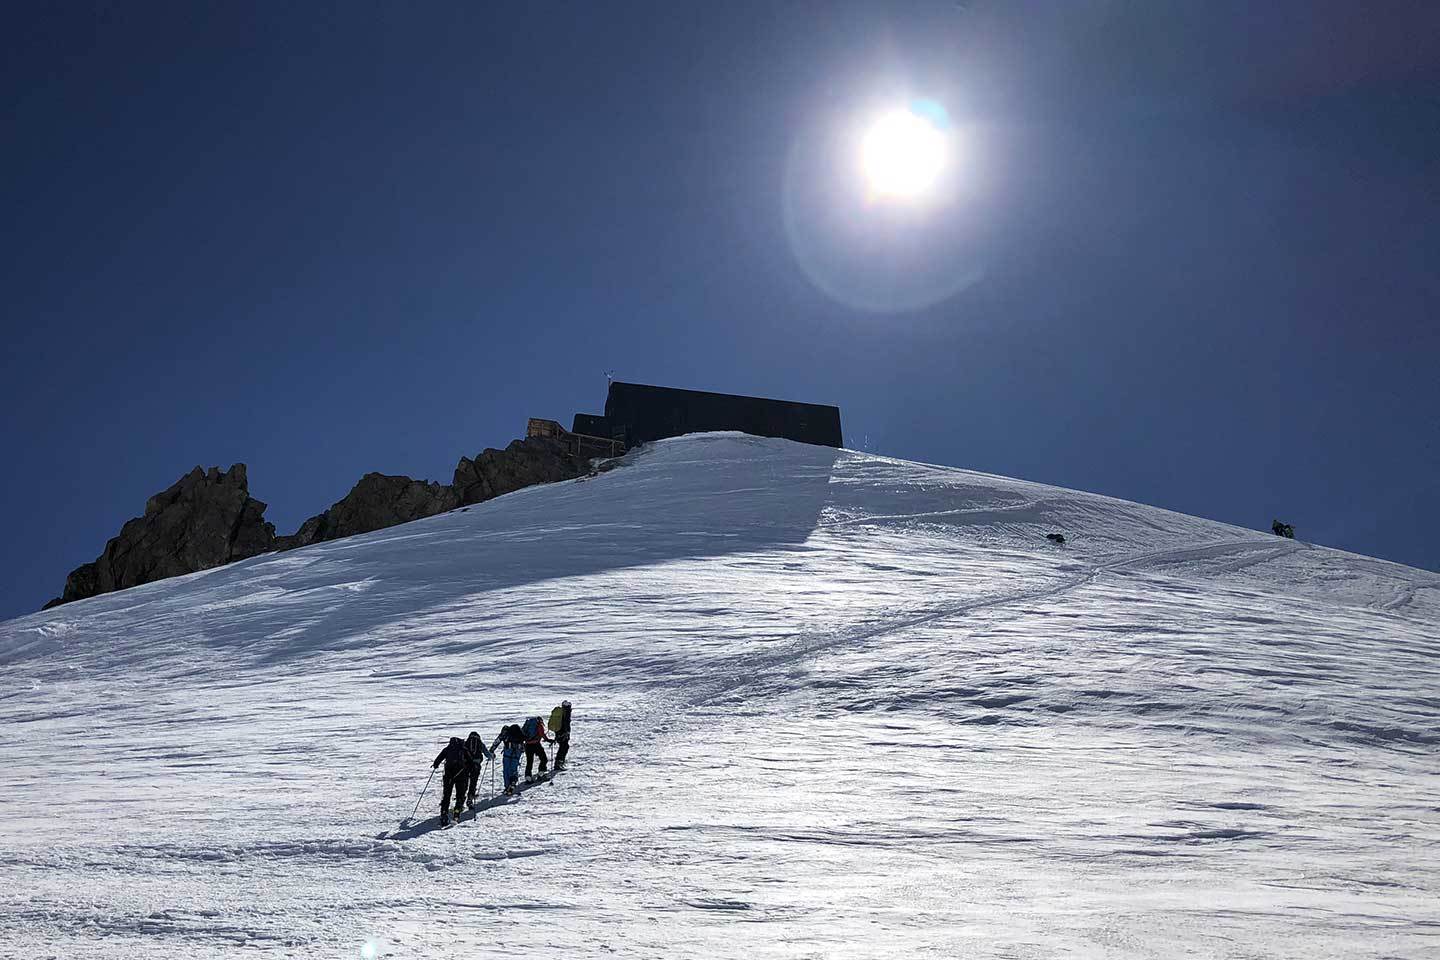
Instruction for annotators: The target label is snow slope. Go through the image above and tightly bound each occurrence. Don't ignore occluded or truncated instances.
[2,433,1437,958]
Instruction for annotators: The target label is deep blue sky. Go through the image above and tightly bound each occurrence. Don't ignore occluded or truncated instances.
[3,1,1438,620]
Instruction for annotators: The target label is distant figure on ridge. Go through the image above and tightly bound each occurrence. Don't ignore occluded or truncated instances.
[489,723,526,796]
[548,700,573,770]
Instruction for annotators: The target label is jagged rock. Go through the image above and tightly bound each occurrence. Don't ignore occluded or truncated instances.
[46,465,276,608]
[275,473,461,551]
[453,437,584,506]
[43,564,95,609]
[44,435,603,609]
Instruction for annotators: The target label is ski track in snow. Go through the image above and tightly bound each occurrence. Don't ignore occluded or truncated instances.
[1,433,1437,958]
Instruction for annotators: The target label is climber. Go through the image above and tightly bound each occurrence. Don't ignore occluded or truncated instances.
[431,736,471,825]
[521,715,552,781]
[459,730,490,810]
[489,723,526,796]
[548,700,573,769]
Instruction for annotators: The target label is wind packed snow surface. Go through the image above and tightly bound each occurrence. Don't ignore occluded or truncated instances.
[2,434,1438,958]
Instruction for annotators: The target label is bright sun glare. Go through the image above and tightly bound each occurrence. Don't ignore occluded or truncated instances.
[861,107,947,200]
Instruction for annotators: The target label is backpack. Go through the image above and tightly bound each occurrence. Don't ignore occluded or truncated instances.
[522,716,543,741]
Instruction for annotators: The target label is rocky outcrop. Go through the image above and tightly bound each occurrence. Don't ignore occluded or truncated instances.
[453,437,584,505]
[44,436,599,609]
[44,465,276,609]
[275,474,461,551]
[280,438,586,552]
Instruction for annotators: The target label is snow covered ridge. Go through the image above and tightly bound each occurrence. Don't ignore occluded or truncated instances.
[2,432,1437,958]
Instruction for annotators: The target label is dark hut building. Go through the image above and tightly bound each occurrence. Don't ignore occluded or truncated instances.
[572,381,843,450]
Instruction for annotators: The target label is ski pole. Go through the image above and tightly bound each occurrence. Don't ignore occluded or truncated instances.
[406,767,437,825]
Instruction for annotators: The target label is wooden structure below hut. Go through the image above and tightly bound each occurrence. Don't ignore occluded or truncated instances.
[525,418,626,460]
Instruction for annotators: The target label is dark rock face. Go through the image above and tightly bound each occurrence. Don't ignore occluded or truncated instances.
[276,474,461,551]
[453,437,583,505]
[44,436,596,609]
[271,439,583,554]
[46,465,276,608]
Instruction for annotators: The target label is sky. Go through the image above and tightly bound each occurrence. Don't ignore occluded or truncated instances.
[1,0,1437,621]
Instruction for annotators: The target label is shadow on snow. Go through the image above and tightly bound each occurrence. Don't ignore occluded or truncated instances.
[382,773,557,841]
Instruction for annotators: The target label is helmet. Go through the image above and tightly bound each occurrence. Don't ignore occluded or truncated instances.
[562,700,571,707]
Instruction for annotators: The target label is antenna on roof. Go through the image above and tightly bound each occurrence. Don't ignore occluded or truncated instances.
[604,369,614,386]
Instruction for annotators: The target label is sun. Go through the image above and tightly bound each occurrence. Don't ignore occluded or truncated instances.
[860,106,947,200]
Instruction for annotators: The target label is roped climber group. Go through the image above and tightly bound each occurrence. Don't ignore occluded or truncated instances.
[431,699,572,825]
